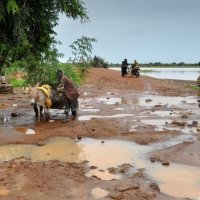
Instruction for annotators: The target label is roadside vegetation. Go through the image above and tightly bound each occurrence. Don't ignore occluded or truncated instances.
[1,1,199,89]
[0,0,97,88]
[90,56,109,68]
[187,84,199,91]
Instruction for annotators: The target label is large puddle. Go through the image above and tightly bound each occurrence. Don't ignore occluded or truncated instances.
[138,95,197,107]
[80,94,198,107]
[148,163,200,199]
[78,114,134,121]
[0,136,200,199]
[1,91,200,198]
[78,94,198,122]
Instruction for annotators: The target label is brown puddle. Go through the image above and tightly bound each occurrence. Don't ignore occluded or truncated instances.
[0,136,200,199]
[148,163,200,199]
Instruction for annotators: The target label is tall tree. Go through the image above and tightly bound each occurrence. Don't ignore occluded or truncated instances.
[0,0,89,74]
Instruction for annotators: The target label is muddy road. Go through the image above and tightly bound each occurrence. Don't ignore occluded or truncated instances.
[0,68,200,200]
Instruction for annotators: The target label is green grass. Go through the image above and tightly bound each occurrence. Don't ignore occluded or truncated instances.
[10,79,26,87]
[140,69,154,72]
[186,84,199,90]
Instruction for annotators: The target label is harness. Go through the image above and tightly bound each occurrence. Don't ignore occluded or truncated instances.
[37,84,52,108]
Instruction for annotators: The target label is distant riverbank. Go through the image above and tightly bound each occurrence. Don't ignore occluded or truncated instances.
[109,67,200,81]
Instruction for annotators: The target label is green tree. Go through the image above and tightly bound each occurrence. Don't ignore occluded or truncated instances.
[0,0,89,74]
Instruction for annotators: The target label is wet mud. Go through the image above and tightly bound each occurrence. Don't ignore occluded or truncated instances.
[0,68,199,200]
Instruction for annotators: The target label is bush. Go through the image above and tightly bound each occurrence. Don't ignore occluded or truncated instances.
[25,62,83,87]
[91,56,109,68]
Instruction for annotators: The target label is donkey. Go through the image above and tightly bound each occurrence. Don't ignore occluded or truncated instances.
[28,84,68,125]
[28,84,52,125]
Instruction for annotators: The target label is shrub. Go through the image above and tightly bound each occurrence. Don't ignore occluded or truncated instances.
[91,56,109,68]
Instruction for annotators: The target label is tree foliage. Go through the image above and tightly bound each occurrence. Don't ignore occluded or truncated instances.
[68,36,97,80]
[69,36,97,63]
[0,0,89,74]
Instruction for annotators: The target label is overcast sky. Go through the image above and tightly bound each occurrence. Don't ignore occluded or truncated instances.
[54,0,200,64]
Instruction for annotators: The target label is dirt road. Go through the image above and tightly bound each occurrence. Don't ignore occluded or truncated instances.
[0,68,199,200]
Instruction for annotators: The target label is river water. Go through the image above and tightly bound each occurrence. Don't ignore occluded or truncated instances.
[110,67,200,81]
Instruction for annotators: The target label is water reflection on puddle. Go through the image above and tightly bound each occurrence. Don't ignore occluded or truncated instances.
[0,137,151,180]
[150,110,177,117]
[50,109,65,115]
[91,187,108,198]
[78,114,134,121]
[95,97,121,105]
[0,137,81,163]
[148,163,200,199]
[79,95,197,121]
[141,119,173,132]
[139,95,197,107]
[141,119,198,134]
[0,137,200,198]
[84,94,197,109]
[80,138,151,180]
[81,108,100,112]
[141,119,172,126]
[114,107,124,111]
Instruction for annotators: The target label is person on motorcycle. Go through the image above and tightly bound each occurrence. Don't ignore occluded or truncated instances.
[130,60,140,78]
[56,69,80,123]
[121,59,128,77]
[131,60,139,74]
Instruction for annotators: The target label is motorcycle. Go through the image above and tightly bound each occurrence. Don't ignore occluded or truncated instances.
[127,65,140,78]
[132,67,140,78]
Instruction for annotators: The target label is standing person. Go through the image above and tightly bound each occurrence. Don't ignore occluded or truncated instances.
[93,55,99,67]
[121,58,128,77]
[56,69,80,123]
